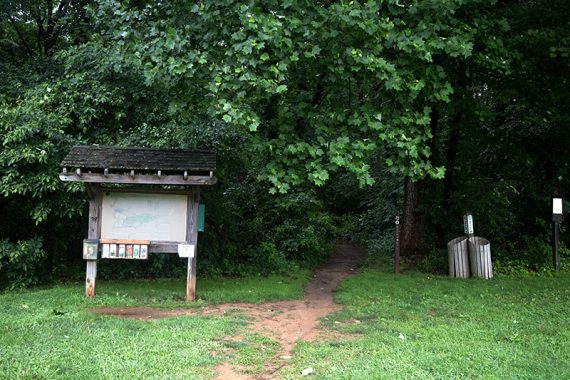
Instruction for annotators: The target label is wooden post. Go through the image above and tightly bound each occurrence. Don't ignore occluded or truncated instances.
[186,187,200,301]
[86,261,97,297]
[394,215,401,274]
[85,185,101,298]
[553,221,560,271]
[552,198,563,271]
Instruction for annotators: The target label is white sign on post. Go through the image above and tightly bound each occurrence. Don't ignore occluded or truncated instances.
[464,214,474,235]
[178,244,195,258]
[553,198,563,215]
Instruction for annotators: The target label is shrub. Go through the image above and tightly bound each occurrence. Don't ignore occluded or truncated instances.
[96,253,187,280]
[417,248,449,275]
[0,236,46,289]
[492,219,570,275]
[271,212,336,267]
[252,242,295,275]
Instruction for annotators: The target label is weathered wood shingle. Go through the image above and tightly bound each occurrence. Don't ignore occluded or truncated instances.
[61,145,216,172]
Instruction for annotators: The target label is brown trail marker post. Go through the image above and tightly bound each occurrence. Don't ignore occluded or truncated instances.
[60,145,216,300]
[394,215,401,274]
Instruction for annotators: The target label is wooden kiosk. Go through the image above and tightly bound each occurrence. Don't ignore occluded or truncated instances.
[59,145,216,301]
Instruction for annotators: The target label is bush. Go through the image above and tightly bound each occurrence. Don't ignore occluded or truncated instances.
[416,248,449,275]
[0,236,46,289]
[271,213,336,267]
[252,242,296,275]
[492,220,570,275]
[97,253,187,280]
[160,184,339,278]
[493,239,570,276]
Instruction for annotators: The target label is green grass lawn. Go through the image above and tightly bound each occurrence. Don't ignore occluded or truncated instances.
[0,273,308,379]
[280,271,570,379]
[2,270,569,379]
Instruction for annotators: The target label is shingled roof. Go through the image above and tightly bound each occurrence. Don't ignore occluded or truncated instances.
[61,145,216,172]
[59,145,217,186]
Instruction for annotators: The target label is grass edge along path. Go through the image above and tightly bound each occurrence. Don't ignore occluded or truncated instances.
[0,272,309,379]
[2,268,570,379]
[278,270,570,379]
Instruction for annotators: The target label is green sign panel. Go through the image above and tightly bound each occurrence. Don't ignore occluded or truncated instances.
[198,204,205,232]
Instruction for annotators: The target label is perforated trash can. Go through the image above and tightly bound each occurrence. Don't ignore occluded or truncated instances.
[468,237,493,279]
[447,237,469,278]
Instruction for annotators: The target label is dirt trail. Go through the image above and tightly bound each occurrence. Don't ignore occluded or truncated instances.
[91,242,366,379]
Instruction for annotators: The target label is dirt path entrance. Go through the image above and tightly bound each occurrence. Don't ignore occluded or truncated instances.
[91,242,366,379]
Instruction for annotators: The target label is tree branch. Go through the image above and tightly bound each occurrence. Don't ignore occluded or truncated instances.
[35,13,46,57]
[8,16,35,57]
[45,0,56,55]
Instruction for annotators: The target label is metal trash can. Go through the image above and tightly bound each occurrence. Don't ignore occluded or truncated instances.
[468,237,493,279]
[447,237,469,278]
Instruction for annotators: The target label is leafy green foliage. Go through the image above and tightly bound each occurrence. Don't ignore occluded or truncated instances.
[0,83,85,223]
[326,151,404,264]
[96,0,501,190]
[199,186,337,276]
[0,237,45,289]
[408,0,570,268]
[96,254,187,281]
[492,223,570,276]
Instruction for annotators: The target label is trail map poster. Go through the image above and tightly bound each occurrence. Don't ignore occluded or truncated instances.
[101,192,188,242]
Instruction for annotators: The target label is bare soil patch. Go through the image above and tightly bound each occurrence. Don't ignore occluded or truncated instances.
[90,241,366,379]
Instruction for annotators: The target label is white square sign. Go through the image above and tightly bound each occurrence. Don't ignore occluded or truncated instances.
[178,244,195,258]
[553,198,563,215]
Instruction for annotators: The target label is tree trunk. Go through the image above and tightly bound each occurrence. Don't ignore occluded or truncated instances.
[401,177,427,259]
[400,107,439,260]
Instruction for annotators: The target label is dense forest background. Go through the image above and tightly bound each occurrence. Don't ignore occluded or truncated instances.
[1,0,568,289]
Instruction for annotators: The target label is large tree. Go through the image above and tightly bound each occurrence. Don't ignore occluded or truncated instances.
[417,0,570,260]
[96,0,500,191]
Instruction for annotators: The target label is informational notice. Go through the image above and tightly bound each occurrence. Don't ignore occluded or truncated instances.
[101,242,148,259]
[178,244,195,258]
[83,239,99,260]
[101,192,188,242]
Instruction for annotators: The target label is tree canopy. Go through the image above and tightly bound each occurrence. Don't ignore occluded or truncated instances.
[97,0,503,191]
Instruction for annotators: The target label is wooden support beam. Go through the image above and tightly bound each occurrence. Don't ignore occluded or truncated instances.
[85,188,102,298]
[186,187,200,301]
[99,239,150,244]
[86,261,97,297]
[97,187,194,195]
[59,172,217,186]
